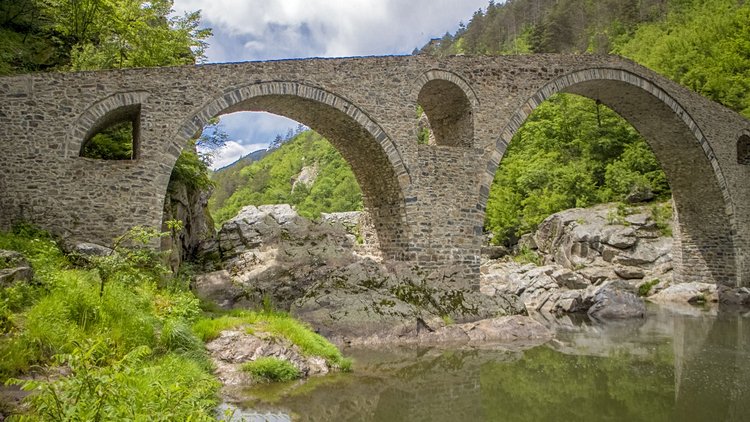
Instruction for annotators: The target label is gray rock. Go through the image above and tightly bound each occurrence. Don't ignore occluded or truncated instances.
[649,282,718,304]
[601,226,637,249]
[624,213,651,227]
[550,268,589,289]
[0,250,33,286]
[577,265,616,285]
[518,233,537,250]
[532,202,673,279]
[587,286,646,321]
[482,245,509,260]
[461,315,553,344]
[552,290,585,314]
[206,327,332,390]
[349,315,552,347]
[192,270,245,309]
[614,265,645,280]
[718,286,750,306]
[71,242,113,257]
[64,241,114,266]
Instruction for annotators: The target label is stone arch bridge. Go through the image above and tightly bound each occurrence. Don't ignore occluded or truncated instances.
[1,54,748,289]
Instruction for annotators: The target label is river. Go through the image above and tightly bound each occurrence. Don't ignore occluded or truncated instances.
[221,304,750,421]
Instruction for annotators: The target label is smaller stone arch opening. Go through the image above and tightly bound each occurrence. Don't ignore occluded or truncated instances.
[738,134,750,165]
[80,104,141,160]
[417,79,473,147]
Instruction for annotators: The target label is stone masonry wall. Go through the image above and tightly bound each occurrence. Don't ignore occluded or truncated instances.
[0,54,748,288]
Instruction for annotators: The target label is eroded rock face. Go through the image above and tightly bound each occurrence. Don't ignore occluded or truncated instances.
[291,259,526,343]
[532,203,673,286]
[161,176,216,271]
[196,205,526,339]
[201,204,359,310]
[480,202,677,320]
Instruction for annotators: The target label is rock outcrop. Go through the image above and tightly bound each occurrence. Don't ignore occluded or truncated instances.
[206,326,331,396]
[162,175,216,271]
[532,202,673,286]
[195,204,525,341]
[480,202,683,319]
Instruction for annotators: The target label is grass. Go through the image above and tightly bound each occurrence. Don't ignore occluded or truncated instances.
[513,245,542,266]
[192,311,350,369]
[1,225,351,417]
[638,279,660,297]
[0,227,220,419]
[242,357,300,382]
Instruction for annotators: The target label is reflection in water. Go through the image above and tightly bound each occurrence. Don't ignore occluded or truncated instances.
[674,311,750,421]
[227,306,750,422]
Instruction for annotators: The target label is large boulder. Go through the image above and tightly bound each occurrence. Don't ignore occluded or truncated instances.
[291,259,525,343]
[199,204,359,310]
[587,286,646,321]
[0,250,33,287]
[648,282,718,305]
[198,205,526,341]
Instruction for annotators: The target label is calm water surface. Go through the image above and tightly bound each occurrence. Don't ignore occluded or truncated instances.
[224,305,750,421]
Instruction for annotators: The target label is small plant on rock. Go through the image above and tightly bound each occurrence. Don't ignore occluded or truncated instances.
[242,357,300,382]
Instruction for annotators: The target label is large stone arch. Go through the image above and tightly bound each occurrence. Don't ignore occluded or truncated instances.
[169,81,411,260]
[413,69,479,147]
[480,68,737,286]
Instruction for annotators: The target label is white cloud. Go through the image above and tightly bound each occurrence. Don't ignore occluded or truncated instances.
[207,140,268,170]
[173,1,490,166]
[173,0,488,62]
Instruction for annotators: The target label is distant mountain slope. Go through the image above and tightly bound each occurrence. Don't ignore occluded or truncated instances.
[209,130,362,225]
[210,148,269,213]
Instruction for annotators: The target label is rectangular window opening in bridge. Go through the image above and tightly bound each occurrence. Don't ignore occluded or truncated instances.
[80,104,141,160]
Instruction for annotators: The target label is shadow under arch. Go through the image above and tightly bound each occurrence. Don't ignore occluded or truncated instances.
[480,67,737,285]
[170,81,411,261]
[413,69,480,148]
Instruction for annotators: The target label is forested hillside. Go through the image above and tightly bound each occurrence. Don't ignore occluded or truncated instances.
[210,130,362,225]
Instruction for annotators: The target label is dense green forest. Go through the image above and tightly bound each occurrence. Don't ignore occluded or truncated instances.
[210,130,363,224]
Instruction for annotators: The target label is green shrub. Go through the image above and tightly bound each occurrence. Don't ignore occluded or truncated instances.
[638,279,660,297]
[650,202,673,237]
[12,340,219,421]
[160,319,202,353]
[514,246,542,266]
[242,357,300,382]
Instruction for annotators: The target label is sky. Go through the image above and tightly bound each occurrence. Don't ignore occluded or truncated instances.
[172,0,489,169]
